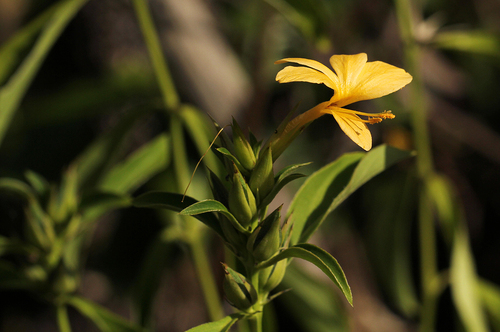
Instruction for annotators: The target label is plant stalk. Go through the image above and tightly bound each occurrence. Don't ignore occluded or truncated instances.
[395,0,438,330]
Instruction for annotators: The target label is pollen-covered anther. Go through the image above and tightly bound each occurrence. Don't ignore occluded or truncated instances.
[368,118,383,124]
[379,111,395,119]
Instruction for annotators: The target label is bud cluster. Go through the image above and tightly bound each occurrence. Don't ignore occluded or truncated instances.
[204,118,306,308]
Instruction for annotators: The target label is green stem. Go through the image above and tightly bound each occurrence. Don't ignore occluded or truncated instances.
[247,312,263,332]
[171,104,225,322]
[395,0,438,330]
[56,304,72,332]
[134,0,224,322]
[188,232,225,321]
[132,0,179,111]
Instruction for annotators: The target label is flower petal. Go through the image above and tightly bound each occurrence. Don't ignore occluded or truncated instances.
[328,53,368,101]
[275,58,339,89]
[276,66,336,90]
[338,61,413,106]
[326,107,372,151]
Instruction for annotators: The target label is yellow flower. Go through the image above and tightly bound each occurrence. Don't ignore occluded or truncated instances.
[275,53,412,151]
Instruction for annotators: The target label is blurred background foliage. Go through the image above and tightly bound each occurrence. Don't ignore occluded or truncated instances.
[1,0,500,331]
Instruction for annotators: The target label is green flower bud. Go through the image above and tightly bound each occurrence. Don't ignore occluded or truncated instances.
[219,215,246,254]
[228,165,257,228]
[248,206,281,262]
[232,119,256,171]
[259,259,287,293]
[208,168,229,207]
[222,264,257,310]
[249,147,274,201]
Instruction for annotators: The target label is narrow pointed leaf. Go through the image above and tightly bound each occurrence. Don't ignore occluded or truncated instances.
[478,279,500,331]
[80,192,132,223]
[274,162,312,181]
[99,133,170,194]
[260,173,307,208]
[450,224,488,332]
[180,199,249,234]
[186,313,242,332]
[433,30,500,57]
[278,263,349,332]
[68,296,144,332]
[72,107,153,189]
[290,145,413,244]
[0,0,89,146]
[258,243,352,306]
[133,192,224,238]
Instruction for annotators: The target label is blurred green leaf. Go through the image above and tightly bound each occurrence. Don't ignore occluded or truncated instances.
[0,1,60,84]
[258,243,352,306]
[450,223,488,332]
[185,313,242,332]
[24,170,50,199]
[289,145,413,244]
[98,133,170,194]
[0,177,37,201]
[0,0,89,146]
[425,173,461,246]
[132,235,174,328]
[68,296,145,332]
[278,263,348,332]
[133,192,224,238]
[49,166,79,223]
[478,279,500,331]
[56,305,72,332]
[20,67,158,129]
[264,0,315,40]
[72,107,154,190]
[180,105,220,172]
[180,199,248,234]
[0,235,36,257]
[363,172,419,317]
[80,192,132,223]
[433,30,500,57]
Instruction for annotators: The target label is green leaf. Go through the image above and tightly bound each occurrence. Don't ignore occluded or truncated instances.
[0,177,37,202]
[80,192,132,223]
[180,199,249,234]
[0,235,36,257]
[274,162,312,181]
[425,173,460,246]
[363,172,419,316]
[185,313,242,332]
[289,145,413,244]
[0,2,58,84]
[258,243,352,306]
[0,0,89,146]
[132,236,174,328]
[68,296,145,332]
[433,30,500,57]
[56,305,72,332]
[133,192,224,238]
[215,147,249,176]
[260,173,307,208]
[450,223,489,332]
[478,279,500,331]
[98,133,170,194]
[24,170,50,199]
[278,263,349,332]
[72,106,154,190]
[180,105,221,172]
